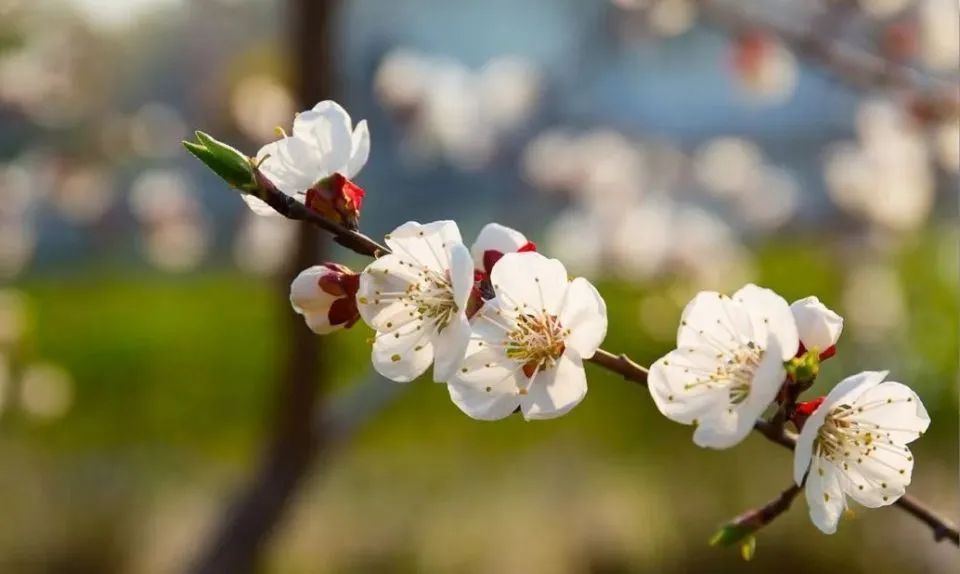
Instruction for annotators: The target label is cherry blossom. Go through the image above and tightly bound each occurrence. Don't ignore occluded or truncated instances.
[244,100,369,217]
[648,284,799,448]
[357,221,473,383]
[793,371,930,534]
[446,252,607,420]
[289,263,361,335]
[790,296,843,359]
[469,222,536,278]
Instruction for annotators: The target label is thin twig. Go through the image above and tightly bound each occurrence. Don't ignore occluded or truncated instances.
[249,175,960,548]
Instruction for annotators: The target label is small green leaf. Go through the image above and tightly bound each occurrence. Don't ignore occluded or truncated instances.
[183,131,256,192]
[709,523,752,547]
[740,535,757,561]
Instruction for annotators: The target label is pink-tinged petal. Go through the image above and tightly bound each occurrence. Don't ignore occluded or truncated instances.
[470,223,530,271]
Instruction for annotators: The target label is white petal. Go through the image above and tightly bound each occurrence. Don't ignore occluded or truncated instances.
[794,408,826,485]
[850,380,930,444]
[447,382,521,421]
[431,313,472,383]
[490,252,569,316]
[841,443,915,508]
[791,296,843,352]
[677,291,755,352]
[470,223,529,270]
[448,243,474,311]
[648,348,730,426]
[732,283,799,360]
[371,327,434,383]
[255,137,321,194]
[805,458,845,535]
[558,277,607,359]
[293,100,353,173]
[693,407,755,450]
[823,370,889,412]
[744,336,788,416]
[344,120,370,179]
[356,254,421,332]
[520,349,588,420]
[385,221,464,274]
[241,194,282,217]
[301,312,342,335]
[289,266,337,314]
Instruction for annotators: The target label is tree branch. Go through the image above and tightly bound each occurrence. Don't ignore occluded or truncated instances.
[241,171,960,548]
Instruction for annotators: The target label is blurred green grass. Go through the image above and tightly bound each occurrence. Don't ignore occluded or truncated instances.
[2,232,956,573]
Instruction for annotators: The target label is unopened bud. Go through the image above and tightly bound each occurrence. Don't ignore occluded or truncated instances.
[183,132,257,192]
[305,173,366,230]
[290,263,361,335]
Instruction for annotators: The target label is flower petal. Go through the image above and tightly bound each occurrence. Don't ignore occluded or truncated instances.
[520,349,588,420]
[692,407,752,450]
[805,457,845,534]
[850,380,930,444]
[677,291,755,352]
[293,100,353,173]
[490,252,568,316]
[448,243,474,311]
[791,296,843,352]
[255,137,321,195]
[470,223,529,271]
[344,120,370,179]
[431,313,472,383]
[648,348,730,426]
[558,277,607,359]
[357,254,422,332]
[371,327,434,383]
[385,220,464,274]
[732,283,799,360]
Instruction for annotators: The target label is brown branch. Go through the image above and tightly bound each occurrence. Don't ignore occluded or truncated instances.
[244,170,960,548]
[697,0,960,122]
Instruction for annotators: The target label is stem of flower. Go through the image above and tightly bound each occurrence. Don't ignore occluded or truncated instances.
[244,169,960,549]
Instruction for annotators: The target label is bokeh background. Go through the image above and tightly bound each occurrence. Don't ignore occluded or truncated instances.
[0,0,957,572]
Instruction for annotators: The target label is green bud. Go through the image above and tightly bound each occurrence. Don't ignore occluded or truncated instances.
[709,523,754,547]
[785,349,821,387]
[183,131,256,192]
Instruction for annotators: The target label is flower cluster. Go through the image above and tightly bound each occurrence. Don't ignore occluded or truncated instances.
[354,220,606,420]
[648,283,929,535]
[189,100,936,547]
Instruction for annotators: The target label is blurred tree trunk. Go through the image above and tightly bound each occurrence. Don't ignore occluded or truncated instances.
[189,1,337,573]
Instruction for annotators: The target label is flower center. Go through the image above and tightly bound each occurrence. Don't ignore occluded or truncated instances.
[374,268,458,332]
[685,341,764,404]
[505,313,567,378]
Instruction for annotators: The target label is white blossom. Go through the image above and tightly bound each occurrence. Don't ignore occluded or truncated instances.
[648,284,799,449]
[794,371,930,534]
[244,101,369,216]
[447,252,607,420]
[470,223,535,276]
[791,296,843,354]
[357,221,473,383]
